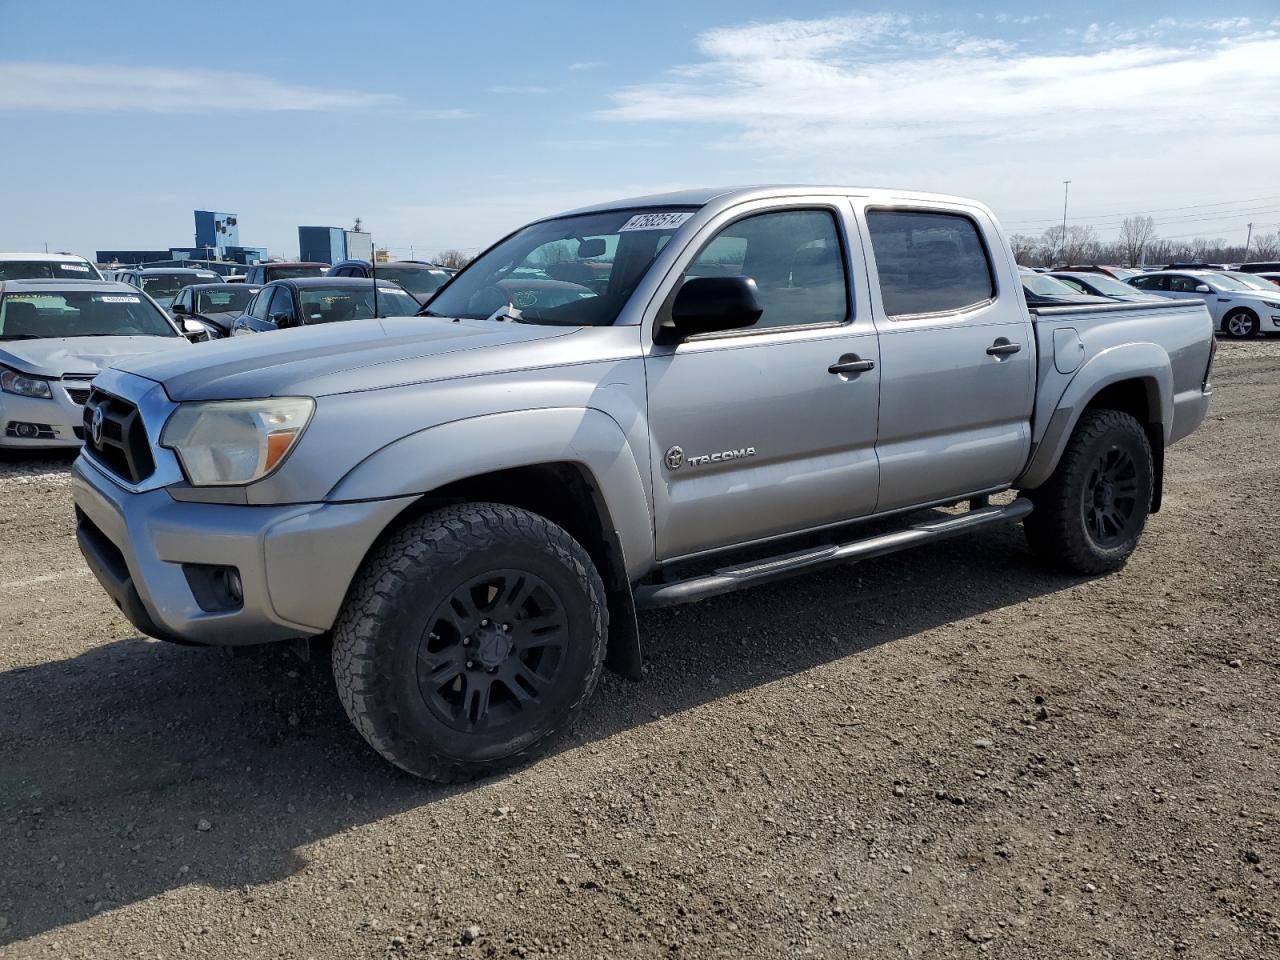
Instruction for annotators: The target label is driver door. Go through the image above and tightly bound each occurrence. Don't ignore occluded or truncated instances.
[644,200,881,561]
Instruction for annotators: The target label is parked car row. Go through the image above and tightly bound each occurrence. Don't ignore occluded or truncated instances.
[1127,270,1280,338]
[327,259,456,303]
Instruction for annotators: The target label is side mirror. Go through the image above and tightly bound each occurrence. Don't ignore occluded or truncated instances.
[182,318,210,342]
[1194,284,1211,293]
[577,237,606,258]
[171,302,187,315]
[271,312,296,328]
[658,276,763,343]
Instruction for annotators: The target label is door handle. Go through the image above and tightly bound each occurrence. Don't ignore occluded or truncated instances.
[829,356,875,375]
[986,339,1022,357]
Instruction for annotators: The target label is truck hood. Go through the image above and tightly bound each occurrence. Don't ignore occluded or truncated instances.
[117,316,583,401]
[0,335,189,379]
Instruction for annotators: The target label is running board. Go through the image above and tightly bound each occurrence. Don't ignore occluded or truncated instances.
[634,497,1034,609]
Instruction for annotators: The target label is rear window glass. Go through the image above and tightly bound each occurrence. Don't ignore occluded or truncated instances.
[866,210,995,317]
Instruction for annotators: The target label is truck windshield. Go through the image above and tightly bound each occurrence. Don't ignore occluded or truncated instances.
[423,208,697,325]
[0,291,178,339]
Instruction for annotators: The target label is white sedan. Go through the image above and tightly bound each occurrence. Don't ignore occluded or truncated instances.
[1128,270,1280,339]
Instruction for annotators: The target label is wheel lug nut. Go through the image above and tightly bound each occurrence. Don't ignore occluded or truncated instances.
[463,636,470,645]
[466,660,474,669]
[502,623,510,632]
[481,619,489,627]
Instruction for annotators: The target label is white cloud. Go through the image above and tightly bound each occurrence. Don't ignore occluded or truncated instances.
[600,16,1280,147]
[569,61,605,71]
[0,61,398,112]
[595,14,1280,239]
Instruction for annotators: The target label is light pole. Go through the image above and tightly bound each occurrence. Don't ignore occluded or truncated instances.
[1243,222,1254,264]
[1059,180,1071,264]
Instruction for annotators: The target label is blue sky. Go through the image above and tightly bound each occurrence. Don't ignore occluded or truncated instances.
[1,1,1278,259]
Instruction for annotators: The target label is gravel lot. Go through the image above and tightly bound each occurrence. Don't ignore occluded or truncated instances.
[1,340,1277,959]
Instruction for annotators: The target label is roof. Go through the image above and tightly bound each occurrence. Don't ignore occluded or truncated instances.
[184,282,261,291]
[262,261,327,267]
[0,251,94,263]
[132,267,220,275]
[0,279,136,294]
[556,184,991,219]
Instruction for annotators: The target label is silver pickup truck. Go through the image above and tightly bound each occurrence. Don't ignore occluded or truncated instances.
[71,186,1215,782]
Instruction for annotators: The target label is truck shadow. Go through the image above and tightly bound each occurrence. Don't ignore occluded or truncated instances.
[0,521,1081,944]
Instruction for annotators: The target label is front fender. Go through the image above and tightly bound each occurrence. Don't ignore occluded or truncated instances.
[1018,341,1172,489]
[326,406,655,580]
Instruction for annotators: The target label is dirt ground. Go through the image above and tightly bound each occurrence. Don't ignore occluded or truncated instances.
[1,340,1277,959]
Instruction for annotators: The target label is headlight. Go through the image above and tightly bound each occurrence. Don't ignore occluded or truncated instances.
[1262,300,1280,310]
[161,398,314,486]
[0,369,53,399]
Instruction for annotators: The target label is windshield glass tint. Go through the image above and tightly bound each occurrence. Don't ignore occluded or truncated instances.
[194,288,255,314]
[0,261,98,280]
[297,286,420,323]
[1225,273,1275,290]
[0,291,178,339]
[1070,274,1133,296]
[378,266,452,300]
[270,265,325,280]
[1023,274,1083,296]
[1207,274,1252,291]
[424,208,696,325]
[139,273,212,298]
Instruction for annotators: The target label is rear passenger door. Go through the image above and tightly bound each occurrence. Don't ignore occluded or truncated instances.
[858,205,1034,511]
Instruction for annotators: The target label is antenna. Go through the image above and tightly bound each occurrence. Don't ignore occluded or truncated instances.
[370,236,378,319]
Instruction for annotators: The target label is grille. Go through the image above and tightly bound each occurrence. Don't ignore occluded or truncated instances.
[65,387,91,406]
[82,389,155,484]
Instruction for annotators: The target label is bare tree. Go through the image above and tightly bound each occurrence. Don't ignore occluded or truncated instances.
[433,249,472,269]
[1008,233,1042,266]
[1118,216,1156,267]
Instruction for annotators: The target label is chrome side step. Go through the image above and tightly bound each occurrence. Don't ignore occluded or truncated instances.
[634,497,1034,609]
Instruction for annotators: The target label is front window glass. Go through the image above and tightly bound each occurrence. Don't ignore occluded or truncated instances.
[138,273,212,300]
[194,287,256,314]
[0,291,178,339]
[377,266,452,301]
[1023,273,1084,297]
[1223,273,1273,291]
[268,265,325,280]
[1071,274,1134,296]
[866,210,996,316]
[297,285,421,323]
[0,260,98,280]
[424,208,697,325]
[680,209,848,330]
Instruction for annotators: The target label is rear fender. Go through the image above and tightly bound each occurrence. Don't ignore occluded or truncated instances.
[1018,342,1171,490]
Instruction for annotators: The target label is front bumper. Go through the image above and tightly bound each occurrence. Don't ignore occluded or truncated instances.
[72,456,414,646]
[0,385,88,449]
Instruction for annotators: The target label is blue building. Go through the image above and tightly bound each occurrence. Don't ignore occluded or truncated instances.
[297,226,346,265]
[194,211,240,258]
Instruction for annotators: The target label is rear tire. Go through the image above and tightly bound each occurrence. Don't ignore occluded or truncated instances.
[1222,308,1259,339]
[332,503,608,782]
[1024,409,1153,575]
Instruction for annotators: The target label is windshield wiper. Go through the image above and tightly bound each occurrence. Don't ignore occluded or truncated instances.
[0,334,39,340]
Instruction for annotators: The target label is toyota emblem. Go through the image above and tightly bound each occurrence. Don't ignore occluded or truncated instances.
[664,446,684,470]
[90,405,105,447]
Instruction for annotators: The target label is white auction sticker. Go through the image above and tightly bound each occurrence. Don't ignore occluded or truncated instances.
[618,211,694,232]
[61,264,91,272]
[99,295,140,303]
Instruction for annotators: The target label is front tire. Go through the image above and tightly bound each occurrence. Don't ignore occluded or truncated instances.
[1222,308,1259,339]
[332,503,607,782]
[1024,409,1153,575]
